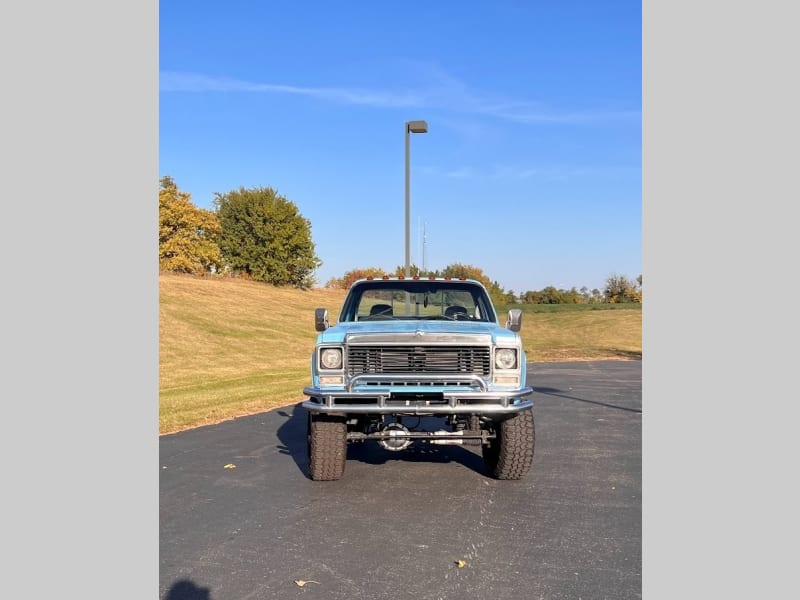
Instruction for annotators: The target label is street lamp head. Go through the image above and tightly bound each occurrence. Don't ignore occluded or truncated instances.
[406,120,428,134]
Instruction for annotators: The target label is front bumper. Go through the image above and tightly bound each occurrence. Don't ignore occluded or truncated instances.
[303,373,533,415]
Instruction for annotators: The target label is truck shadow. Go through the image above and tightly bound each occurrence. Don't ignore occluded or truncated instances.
[274,403,309,475]
[275,404,489,477]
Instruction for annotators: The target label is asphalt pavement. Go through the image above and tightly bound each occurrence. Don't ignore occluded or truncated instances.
[160,360,641,600]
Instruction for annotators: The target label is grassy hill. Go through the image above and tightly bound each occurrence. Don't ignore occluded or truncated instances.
[159,273,641,434]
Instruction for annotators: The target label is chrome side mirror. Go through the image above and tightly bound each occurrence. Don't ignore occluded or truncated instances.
[506,308,522,332]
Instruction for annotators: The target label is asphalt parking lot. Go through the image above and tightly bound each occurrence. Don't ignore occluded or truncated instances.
[160,360,641,600]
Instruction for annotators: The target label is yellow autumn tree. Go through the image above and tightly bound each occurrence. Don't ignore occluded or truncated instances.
[159,176,223,274]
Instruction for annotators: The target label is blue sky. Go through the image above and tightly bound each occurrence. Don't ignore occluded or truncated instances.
[159,0,641,294]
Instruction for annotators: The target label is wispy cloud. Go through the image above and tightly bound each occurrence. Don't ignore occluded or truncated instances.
[160,72,423,108]
[403,63,640,124]
[478,105,641,124]
[443,167,474,179]
[499,165,641,180]
[422,164,640,181]
[160,68,640,124]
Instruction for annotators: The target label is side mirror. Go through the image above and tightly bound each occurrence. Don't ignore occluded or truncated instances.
[506,308,522,332]
[315,308,329,331]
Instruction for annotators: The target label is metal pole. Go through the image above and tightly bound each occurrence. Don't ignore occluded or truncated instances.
[404,123,410,278]
[423,221,427,271]
[403,120,426,315]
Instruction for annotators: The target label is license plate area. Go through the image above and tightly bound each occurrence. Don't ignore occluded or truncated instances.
[388,391,446,405]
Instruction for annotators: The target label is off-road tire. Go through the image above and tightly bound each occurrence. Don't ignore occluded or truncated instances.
[307,414,347,481]
[482,408,535,480]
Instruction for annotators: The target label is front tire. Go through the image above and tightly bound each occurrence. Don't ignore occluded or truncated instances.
[483,409,535,480]
[307,413,347,481]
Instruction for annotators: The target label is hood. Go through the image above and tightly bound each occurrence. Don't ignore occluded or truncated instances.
[316,320,520,345]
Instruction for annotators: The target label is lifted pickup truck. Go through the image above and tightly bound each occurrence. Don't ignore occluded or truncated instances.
[303,277,534,480]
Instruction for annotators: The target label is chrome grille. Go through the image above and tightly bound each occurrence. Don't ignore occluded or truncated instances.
[347,346,491,376]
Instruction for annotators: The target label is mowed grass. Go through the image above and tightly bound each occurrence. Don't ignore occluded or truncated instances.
[160,274,641,434]
[503,304,642,362]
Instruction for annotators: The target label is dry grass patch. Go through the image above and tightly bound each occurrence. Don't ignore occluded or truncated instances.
[519,309,642,362]
[160,273,345,433]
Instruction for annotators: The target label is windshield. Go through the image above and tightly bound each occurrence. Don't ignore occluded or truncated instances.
[339,280,497,323]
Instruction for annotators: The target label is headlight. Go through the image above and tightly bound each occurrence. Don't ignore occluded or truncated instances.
[320,348,343,369]
[494,348,517,370]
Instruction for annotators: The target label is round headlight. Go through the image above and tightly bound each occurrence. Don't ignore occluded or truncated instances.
[320,348,343,369]
[495,348,517,370]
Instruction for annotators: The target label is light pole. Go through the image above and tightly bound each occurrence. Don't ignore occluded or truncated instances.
[405,120,428,279]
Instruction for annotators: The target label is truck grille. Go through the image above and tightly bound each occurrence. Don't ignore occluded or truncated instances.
[347,346,491,376]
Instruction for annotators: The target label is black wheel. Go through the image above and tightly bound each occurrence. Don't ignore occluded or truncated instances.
[482,409,535,480]
[307,413,347,481]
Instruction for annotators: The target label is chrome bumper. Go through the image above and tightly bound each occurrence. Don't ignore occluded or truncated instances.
[302,381,533,415]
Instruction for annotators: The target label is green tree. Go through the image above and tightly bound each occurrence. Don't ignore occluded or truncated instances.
[563,287,582,304]
[604,274,641,303]
[159,176,222,274]
[539,286,565,304]
[214,186,321,288]
[520,286,584,304]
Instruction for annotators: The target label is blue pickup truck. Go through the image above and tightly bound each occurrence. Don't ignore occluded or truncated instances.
[303,277,535,480]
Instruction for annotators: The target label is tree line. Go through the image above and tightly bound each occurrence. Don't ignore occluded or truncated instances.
[159,176,641,303]
[326,267,641,305]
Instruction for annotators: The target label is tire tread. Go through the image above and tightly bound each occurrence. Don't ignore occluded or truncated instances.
[483,409,535,480]
[308,415,347,481]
